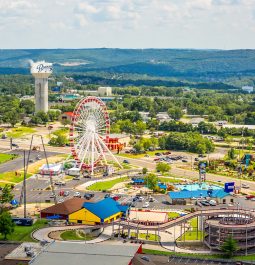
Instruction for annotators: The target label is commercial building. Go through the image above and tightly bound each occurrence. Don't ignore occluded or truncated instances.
[40,198,90,220]
[189,117,204,126]
[69,198,128,225]
[168,189,235,205]
[106,134,130,151]
[83,86,113,97]
[29,242,142,265]
[59,112,76,123]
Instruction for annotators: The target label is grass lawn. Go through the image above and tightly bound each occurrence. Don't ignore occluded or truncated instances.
[177,218,204,241]
[130,232,159,241]
[60,230,95,241]
[0,171,32,184]
[87,177,128,191]
[168,212,180,219]
[142,248,255,262]
[0,153,18,164]
[6,127,36,138]
[1,219,48,242]
[118,150,169,159]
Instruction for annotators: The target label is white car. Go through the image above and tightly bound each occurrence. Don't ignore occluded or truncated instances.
[251,198,255,201]
[142,202,150,208]
[73,192,81,197]
[138,197,144,202]
[209,200,217,206]
[242,184,250,189]
[58,199,64,204]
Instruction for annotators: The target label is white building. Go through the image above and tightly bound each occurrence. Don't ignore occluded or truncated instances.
[242,86,254,93]
[98,86,112,96]
[189,117,204,127]
[156,112,172,123]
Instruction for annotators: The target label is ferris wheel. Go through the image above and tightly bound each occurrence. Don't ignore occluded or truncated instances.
[69,96,122,174]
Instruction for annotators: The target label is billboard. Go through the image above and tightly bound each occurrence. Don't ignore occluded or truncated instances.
[224,182,235,193]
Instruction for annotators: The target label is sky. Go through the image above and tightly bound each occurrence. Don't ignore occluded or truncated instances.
[0,0,255,49]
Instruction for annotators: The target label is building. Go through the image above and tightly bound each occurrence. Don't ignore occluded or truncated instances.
[168,189,235,205]
[139,112,150,122]
[59,112,76,123]
[156,112,172,123]
[69,198,128,225]
[31,61,53,113]
[216,120,227,126]
[83,86,113,97]
[204,212,255,253]
[40,198,89,220]
[106,134,130,151]
[29,242,142,265]
[189,117,204,126]
[39,164,62,176]
[242,86,254,93]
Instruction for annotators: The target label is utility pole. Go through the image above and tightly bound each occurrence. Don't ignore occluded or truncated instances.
[23,150,27,218]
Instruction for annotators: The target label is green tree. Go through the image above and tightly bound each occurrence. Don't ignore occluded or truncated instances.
[133,142,143,153]
[167,107,183,120]
[145,173,158,191]
[228,148,236,160]
[0,211,15,240]
[61,119,70,128]
[0,184,14,207]
[135,121,147,135]
[142,167,148,175]
[220,236,238,258]
[49,135,68,147]
[156,162,171,174]
[3,111,19,127]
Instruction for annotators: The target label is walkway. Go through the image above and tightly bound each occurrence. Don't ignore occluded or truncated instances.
[32,225,112,244]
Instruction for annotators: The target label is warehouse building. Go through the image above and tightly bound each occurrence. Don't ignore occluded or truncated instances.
[29,241,142,265]
[69,198,128,225]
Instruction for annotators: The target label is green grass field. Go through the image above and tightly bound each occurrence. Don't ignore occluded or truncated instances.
[168,212,180,219]
[117,150,169,159]
[60,230,95,241]
[6,127,36,138]
[158,177,181,183]
[0,153,18,164]
[0,219,48,242]
[0,171,32,184]
[177,218,204,241]
[142,248,255,262]
[87,177,128,191]
[130,232,159,241]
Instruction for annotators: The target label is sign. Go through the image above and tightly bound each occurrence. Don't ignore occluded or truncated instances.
[31,61,53,74]
[224,182,235,193]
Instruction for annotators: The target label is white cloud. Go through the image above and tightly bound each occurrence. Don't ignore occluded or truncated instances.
[0,0,254,49]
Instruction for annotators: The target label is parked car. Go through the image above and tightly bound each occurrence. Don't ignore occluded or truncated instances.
[74,192,81,198]
[104,194,111,198]
[154,158,160,162]
[138,197,144,202]
[84,193,94,200]
[36,155,41,160]
[201,200,210,206]
[58,199,64,204]
[123,159,130,164]
[209,200,217,206]
[73,177,80,180]
[55,181,66,186]
[194,158,199,161]
[251,198,255,201]
[242,183,250,189]
[49,193,56,198]
[12,143,19,148]
[182,159,188,163]
[29,159,35,163]
[155,153,162,156]
[149,197,155,202]
[112,195,121,201]
[142,202,150,208]
[246,195,255,200]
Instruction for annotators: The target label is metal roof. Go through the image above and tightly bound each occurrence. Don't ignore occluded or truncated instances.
[29,242,140,265]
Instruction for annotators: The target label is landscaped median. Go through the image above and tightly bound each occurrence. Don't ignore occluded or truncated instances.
[142,248,255,262]
[86,176,129,191]
[60,230,96,241]
[0,153,18,164]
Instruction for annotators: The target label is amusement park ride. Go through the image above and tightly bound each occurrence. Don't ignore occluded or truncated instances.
[69,96,122,175]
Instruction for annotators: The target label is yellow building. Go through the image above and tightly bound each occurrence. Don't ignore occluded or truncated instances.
[69,198,128,225]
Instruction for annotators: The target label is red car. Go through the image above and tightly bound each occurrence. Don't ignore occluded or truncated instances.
[112,196,121,201]
[246,195,255,200]
[154,158,160,161]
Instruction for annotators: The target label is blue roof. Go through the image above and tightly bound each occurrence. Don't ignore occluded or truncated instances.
[169,189,229,199]
[83,198,124,220]
[158,183,167,189]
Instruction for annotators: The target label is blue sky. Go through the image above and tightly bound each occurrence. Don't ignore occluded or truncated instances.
[0,0,254,49]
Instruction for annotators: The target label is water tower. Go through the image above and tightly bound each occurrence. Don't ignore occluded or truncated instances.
[31,61,53,113]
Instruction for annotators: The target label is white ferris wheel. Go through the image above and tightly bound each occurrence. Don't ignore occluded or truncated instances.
[69,96,121,174]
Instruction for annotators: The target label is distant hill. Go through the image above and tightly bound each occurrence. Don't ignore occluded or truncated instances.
[1,48,255,81]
